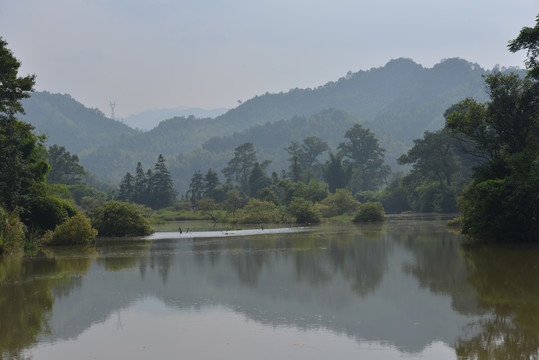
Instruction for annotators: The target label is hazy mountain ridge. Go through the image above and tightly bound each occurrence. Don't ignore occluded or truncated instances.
[121,106,228,131]
[20,92,139,153]
[214,58,522,146]
[18,58,525,191]
[78,115,246,183]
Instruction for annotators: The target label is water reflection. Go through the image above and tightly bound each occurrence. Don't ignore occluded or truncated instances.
[456,244,539,359]
[0,247,95,359]
[399,228,480,315]
[1,221,539,359]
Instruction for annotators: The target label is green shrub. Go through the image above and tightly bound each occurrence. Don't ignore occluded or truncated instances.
[288,197,321,224]
[320,189,360,217]
[238,198,281,224]
[89,201,153,237]
[0,206,26,255]
[42,214,97,245]
[458,179,537,241]
[353,202,386,223]
[24,195,78,231]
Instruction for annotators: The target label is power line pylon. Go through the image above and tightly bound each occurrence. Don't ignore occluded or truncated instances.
[109,100,117,120]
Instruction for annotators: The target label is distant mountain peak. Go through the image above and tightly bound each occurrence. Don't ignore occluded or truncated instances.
[383,57,424,69]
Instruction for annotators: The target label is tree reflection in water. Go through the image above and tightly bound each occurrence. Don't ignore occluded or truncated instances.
[456,244,539,359]
[0,247,95,359]
[191,224,390,297]
[399,229,480,315]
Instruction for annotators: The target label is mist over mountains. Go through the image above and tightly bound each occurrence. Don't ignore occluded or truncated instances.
[121,106,228,131]
[20,57,525,193]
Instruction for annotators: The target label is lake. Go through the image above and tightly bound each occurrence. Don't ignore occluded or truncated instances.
[2,216,539,359]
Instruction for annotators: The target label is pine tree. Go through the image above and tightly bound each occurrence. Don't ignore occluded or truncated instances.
[203,169,220,199]
[145,169,153,206]
[133,162,147,205]
[248,162,271,197]
[188,170,204,205]
[150,154,176,209]
[118,172,135,203]
[288,155,303,182]
[222,142,257,194]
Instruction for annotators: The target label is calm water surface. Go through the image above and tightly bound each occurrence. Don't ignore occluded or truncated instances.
[2,218,539,359]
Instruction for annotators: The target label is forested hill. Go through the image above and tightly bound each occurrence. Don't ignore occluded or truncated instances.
[77,114,237,183]
[216,58,524,145]
[20,92,138,153]
[203,109,358,153]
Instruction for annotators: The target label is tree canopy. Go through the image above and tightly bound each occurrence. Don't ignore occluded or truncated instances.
[398,130,464,190]
[338,124,390,192]
[47,144,86,185]
[0,37,35,115]
[222,142,258,194]
[508,14,539,79]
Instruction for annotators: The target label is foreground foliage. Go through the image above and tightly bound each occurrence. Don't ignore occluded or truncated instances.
[0,206,26,255]
[0,37,91,253]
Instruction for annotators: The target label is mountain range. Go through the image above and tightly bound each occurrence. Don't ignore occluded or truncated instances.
[19,58,525,193]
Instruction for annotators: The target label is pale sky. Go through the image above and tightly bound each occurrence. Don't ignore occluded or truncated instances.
[1,0,536,118]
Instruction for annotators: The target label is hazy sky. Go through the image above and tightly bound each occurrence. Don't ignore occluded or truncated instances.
[1,0,536,117]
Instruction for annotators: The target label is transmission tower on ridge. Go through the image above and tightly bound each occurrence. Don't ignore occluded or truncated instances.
[109,101,117,120]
